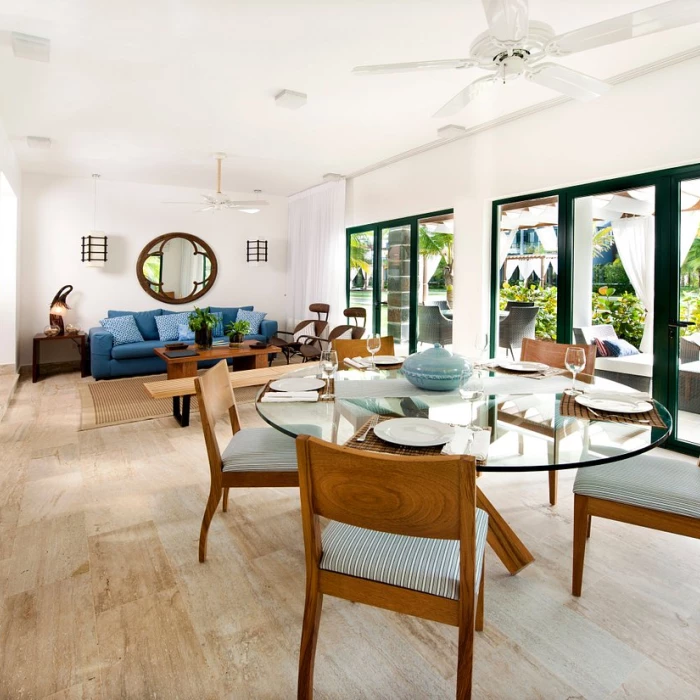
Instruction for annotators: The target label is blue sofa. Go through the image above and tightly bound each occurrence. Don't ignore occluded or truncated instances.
[89,306,278,380]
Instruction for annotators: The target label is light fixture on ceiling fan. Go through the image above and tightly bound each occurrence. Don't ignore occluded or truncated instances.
[163,153,270,212]
[352,0,700,117]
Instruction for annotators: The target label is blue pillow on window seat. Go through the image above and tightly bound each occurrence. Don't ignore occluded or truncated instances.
[602,339,640,357]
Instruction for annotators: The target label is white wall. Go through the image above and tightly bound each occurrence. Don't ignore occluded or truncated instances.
[20,174,288,366]
[346,56,700,352]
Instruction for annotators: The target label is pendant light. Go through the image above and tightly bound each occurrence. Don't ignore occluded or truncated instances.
[81,174,108,266]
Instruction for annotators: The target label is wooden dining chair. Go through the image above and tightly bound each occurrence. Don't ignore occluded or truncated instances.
[194,360,306,562]
[509,338,596,505]
[333,336,395,366]
[572,454,700,596]
[295,436,488,700]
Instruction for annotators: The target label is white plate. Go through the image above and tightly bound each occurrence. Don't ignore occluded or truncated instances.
[575,395,653,414]
[374,418,454,447]
[270,377,325,392]
[371,355,403,365]
[497,360,549,373]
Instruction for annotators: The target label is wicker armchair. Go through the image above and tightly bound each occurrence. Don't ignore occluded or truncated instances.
[505,301,536,310]
[498,305,539,358]
[417,304,453,346]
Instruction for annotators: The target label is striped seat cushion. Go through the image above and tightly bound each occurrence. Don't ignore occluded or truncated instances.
[221,426,321,472]
[574,455,700,519]
[319,508,488,600]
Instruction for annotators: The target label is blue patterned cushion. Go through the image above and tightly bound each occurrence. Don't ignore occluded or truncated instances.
[236,309,267,334]
[99,315,144,346]
[154,312,190,341]
[210,311,224,337]
[319,508,488,600]
[178,324,195,342]
[602,338,640,357]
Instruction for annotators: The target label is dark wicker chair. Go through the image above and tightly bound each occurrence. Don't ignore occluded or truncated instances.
[498,306,539,358]
[343,307,366,328]
[505,301,536,310]
[300,325,365,361]
[417,304,453,346]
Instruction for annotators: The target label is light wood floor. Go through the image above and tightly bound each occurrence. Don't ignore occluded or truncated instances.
[1,371,700,700]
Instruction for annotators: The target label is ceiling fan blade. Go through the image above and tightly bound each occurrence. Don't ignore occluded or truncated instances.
[481,0,529,44]
[352,58,475,75]
[549,0,700,55]
[225,200,270,208]
[433,76,498,118]
[161,201,206,204]
[526,63,611,101]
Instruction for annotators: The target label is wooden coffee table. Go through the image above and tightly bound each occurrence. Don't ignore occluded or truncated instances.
[153,342,281,426]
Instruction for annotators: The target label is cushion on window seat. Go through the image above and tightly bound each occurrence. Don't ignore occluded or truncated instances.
[594,353,653,378]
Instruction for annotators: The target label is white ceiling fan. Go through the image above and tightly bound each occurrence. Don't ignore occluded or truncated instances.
[163,153,269,213]
[353,0,700,118]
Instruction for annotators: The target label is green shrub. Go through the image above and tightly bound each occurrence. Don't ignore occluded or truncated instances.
[591,287,645,347]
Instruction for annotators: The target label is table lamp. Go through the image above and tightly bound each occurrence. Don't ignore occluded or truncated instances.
[49,285,73,335]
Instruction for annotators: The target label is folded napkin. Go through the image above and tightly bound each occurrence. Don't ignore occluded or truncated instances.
[260,391,319,403]
[582,389,651,404]
[345,356,372,369]
[441,427,490,460]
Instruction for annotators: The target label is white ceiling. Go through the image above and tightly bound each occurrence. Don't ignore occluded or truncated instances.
[1,0,699,196]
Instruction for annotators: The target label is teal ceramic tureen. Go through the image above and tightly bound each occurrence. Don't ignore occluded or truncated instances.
[402,344,471,391]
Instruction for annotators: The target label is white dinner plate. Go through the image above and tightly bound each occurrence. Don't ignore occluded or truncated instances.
[575,395,653,414]
[270,377,325,392]
[374,418,454,447]
[371,355,403,366]
[497,360,549,373]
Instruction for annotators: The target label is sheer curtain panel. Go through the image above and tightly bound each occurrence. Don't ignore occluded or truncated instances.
[287,179,346,329]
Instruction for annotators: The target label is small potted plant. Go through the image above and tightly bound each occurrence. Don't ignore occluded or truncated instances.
[188,307,218,349]
[225,319,251,347]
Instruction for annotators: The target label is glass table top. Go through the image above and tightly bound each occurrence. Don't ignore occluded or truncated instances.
[256,367,672,473]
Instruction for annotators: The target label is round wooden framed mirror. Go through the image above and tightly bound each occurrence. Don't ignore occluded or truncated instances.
[136,233,218,305]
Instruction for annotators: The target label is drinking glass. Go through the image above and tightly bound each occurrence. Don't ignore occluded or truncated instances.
[564,347,586,396]
[366,334,381,369]
[469,333,490,363]
[459,369,484,428]
[320,350,338,400]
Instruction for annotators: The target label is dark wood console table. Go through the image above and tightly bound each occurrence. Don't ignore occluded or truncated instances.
[32,332,89,383]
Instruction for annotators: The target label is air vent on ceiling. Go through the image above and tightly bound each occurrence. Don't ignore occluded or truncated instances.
[27,135,52,149]
[11,32,50,62]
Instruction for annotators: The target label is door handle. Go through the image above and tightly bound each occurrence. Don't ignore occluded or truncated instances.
[669,321,694,328]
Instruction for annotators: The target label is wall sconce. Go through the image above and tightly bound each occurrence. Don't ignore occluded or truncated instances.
[49,284,73,335]
[246,239,268,266]
[83,173,107,267]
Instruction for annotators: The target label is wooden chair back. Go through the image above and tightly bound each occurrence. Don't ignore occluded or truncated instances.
[521,338,596,377]
[309,303,330,322]
[194,361,240,479]
[333,336,395,365]
[343,307,367,327]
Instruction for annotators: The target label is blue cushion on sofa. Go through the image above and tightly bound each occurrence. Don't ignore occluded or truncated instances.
[100,315,144,346]
[602,338,640,357]
[236,309,267,334]
[108,309,162,340]
[178,324,195,342]
[111,339,168,360]
[209,306,254,332]
[155,312,190,341]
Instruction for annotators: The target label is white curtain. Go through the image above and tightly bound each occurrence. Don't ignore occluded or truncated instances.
[536,226,557,252]
[681,211,700,264]
[286,179,346,329]
[498,229,517,267]
[611,216,655,353]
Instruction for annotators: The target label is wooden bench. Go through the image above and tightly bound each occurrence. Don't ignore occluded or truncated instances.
[144,362,319,426]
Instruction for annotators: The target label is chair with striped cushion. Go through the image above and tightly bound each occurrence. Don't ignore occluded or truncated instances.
[295,436,487,699]
[572,454,700,596]
[194,360,308,562]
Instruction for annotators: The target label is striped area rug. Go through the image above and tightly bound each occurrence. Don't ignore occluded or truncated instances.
[78,373,260,430]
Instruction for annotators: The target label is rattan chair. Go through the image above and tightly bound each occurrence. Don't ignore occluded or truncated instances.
[299,325,365,361]
[498,305,539,358]
[343,307,367,328]
[296,436,487,699]
[505,301,536,310]
[417,304,453,346]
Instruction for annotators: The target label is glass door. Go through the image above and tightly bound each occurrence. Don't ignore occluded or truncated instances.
[348,229,375,332]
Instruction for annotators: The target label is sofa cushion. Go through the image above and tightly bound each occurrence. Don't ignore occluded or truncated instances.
[236,309,267,334]
[107,309,162,340]
[178,324,195,342]
[594,353,653,377]
[100,315,144,346]
[210,311,225,337]
[110,339,168,360]
[155,312,190,341]
[209,306,253,331]
[602,338,640,358]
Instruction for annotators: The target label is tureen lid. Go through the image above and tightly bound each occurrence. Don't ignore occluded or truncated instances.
[403,344,469,373]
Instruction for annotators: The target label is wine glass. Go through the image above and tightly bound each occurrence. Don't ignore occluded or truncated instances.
[459,370,484,428]
[320,350,338,400]
[564,347,586,396]
[469,333,490,364]
[366,334,381,369]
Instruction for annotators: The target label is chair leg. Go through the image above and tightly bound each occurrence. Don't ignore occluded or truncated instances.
[572,494,589,597]
[548,470,558,506]
[222,487,229,512]
[199,485,222,563]
[298,586,323,700]
[475,561,485,632]
[456,618,475,700]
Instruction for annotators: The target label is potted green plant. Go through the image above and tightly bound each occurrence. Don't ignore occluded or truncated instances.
[225,319,251,347]
[188,307,218,349]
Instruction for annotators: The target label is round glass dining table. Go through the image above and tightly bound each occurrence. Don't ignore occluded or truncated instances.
[256,365,671,574]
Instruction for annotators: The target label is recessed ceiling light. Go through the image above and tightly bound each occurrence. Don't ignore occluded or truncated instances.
[11,32,50,62]
[437,124,466,139]
[322,173,343,182]
[275,89,307,110]
[26,135,52,149]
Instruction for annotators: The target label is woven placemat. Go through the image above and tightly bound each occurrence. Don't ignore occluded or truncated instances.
[559,393,666,428]
[345,415,487,466]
